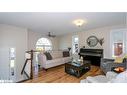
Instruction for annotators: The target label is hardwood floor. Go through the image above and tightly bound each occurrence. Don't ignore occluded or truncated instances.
[24,65,104,83]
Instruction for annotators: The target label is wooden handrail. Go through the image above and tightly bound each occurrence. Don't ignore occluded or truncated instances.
[21,50,41,80]
[24,71,30,79]
[26,50,39,53]
[21,59,30,75]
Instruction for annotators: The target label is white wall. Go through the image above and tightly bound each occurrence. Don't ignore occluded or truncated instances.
[28,31,59,50]
[0,47,10,80]
[0,24,28,82]
[126,13,127,27]
[58,25,126,58]
[0,25,59,82]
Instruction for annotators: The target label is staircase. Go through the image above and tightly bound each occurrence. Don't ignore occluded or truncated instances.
[21,50,35,81]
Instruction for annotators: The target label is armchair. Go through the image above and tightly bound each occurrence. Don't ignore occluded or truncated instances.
[80,71,118,83]
[80,70,127,83]
[100,58,127,74]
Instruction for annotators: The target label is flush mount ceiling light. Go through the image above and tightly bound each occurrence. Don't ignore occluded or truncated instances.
[73,19,87,27]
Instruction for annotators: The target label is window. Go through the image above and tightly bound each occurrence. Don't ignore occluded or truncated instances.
[35,38,52,64]
[110,30,126,58]
[72,35,79,54]
[36,38,52,51]
[114,43,123,56]
[9,48,16,82]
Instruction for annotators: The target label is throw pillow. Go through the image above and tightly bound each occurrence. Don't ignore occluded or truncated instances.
[44,52,52,60]
[114,57,123,63]
[124,54,127,58]
[63,51,70,57]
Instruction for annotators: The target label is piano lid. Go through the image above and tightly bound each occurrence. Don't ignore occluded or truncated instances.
[79,48,103,57]
[79,48,103,53]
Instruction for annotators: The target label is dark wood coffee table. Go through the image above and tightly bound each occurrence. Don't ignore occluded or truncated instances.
[65,61,91,78]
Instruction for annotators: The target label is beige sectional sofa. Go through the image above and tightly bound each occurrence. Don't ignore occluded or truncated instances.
[38,51,72,69]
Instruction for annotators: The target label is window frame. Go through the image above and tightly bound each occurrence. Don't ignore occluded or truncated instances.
[110,29,126,58]
[36,37,52,51]
[72,35,79,54]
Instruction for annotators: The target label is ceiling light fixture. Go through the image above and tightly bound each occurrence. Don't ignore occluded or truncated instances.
[73,19,87,27]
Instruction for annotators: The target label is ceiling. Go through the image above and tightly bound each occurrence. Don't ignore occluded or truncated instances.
[0,12,126,35]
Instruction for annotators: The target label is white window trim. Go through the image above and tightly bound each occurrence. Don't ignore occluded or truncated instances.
[110,28,127,58]
[36,37,52,51]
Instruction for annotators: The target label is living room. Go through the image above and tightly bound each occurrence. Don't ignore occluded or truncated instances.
[1,1,127,95]
[0,12,127,83]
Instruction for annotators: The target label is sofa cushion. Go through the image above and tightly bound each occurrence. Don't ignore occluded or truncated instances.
[50,51,63,59]
[63,51,70,57]
[44,52,52,60]
[46,58,63,64]
[62,57,72,63]
[45,58,64,68]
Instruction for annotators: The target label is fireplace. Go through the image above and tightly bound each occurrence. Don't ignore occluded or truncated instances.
[79,48,103,66]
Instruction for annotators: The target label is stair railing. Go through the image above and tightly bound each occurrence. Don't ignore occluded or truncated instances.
[21,50,39,79]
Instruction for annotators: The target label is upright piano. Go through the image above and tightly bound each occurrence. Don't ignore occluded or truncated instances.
[79,48,103,66]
